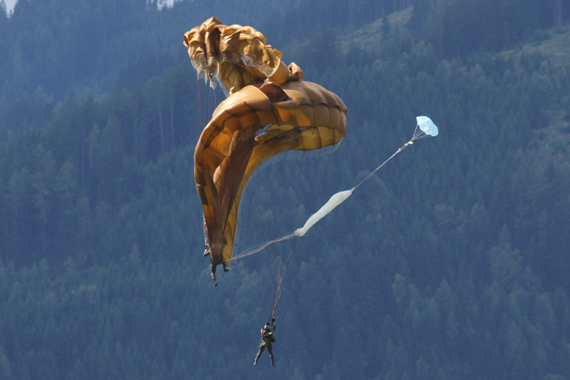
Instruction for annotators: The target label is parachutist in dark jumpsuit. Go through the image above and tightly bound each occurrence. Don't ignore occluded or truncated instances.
[254,319,276,366]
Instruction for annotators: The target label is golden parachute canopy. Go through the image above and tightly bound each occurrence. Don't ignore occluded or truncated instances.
[184,18,347,271]
[183,16,292,94]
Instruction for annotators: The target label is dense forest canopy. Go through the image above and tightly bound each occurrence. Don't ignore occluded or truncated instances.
[1,0,570,379]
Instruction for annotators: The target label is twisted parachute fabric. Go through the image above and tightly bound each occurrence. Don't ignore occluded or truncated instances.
[184,17,292,94]
[294,190,353,236]
[185,18,347,268]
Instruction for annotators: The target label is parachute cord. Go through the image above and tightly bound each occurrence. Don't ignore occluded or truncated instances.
[271,252,278,317]
[412,124,432,141]
[412,124,422,140]
[196,78,205,129]
[353,126,426,191]
[228,233,298,263]
[352,149,402,191]
[413,134,430,141]
[271,249,293,318]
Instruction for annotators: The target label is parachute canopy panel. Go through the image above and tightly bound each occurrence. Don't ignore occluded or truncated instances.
[416,116,438,136]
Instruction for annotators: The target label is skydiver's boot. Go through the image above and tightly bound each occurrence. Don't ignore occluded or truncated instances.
[223,263,230,273]
[203,249,209,257]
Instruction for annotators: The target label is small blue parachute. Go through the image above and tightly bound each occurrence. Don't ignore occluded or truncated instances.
[416,116,439,137]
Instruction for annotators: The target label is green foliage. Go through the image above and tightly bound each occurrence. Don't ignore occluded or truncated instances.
[412,0,558,58]
[0,0,287,107]
[2,1,570,379]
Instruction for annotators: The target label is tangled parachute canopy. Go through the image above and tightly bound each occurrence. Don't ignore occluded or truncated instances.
[184,17,293,94]
[185,18,347,268]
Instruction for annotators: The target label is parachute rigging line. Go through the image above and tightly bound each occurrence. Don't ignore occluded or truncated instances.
[196,78,205,129]
[230,233,297,261]
[271,249,292,319]
[228,116,439,263]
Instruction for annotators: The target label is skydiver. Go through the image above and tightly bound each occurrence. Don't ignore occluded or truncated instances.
[254,318,276,366]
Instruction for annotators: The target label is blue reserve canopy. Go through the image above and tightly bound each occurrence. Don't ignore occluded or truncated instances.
[416,116,439,137]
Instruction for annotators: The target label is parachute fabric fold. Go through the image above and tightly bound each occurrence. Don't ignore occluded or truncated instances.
[183,17,291,94]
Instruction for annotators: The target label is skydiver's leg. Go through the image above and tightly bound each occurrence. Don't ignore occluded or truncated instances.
[267,344,274,365]
[254,345,265,365]
[210,263,218,287]
[223,262,230,272]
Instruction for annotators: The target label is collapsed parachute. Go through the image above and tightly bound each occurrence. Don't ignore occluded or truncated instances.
[184,18,347,269]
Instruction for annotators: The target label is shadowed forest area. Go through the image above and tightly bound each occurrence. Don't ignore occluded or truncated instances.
[1,0,570,379]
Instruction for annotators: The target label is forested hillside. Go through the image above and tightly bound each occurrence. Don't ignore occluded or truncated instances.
[1,0,570,379]
[0,0,286,108]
